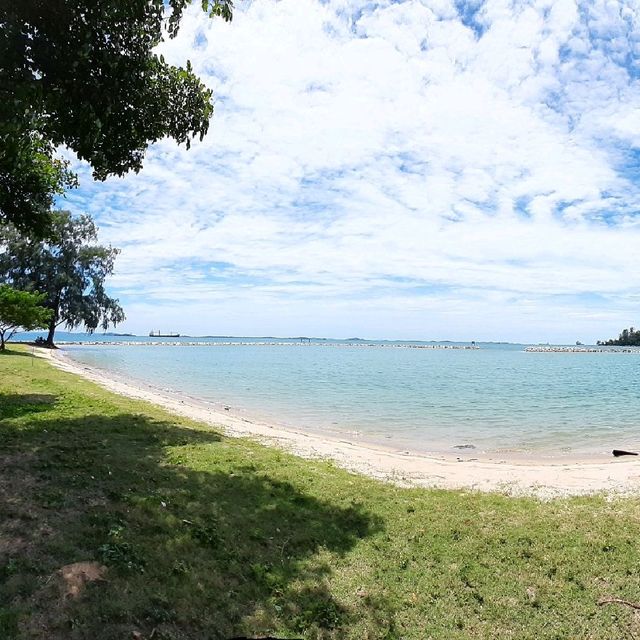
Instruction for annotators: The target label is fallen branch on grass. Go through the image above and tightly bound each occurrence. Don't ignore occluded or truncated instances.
[598,597,640,610]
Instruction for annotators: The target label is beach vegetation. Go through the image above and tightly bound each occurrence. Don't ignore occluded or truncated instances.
[2,348,640,638]
[597,326,640,346]
[0,286,51,350]
[0,211,124,346]
[1,0,233,236]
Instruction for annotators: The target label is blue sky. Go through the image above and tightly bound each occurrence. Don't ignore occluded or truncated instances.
[62,0,640,343]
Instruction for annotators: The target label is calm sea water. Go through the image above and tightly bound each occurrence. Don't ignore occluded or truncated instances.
[39,334,640,457]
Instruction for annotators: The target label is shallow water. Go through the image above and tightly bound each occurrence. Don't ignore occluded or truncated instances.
[45,335,640,456]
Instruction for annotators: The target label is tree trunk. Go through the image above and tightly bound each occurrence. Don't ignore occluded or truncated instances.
[0,331,5,351]
[45,316,57,346]
[46,295,61,347]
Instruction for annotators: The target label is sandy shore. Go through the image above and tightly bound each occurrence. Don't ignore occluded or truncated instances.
[39,348,640,499]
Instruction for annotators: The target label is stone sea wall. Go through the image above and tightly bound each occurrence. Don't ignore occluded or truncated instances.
[55,340,480,350]
[525,346,640,353]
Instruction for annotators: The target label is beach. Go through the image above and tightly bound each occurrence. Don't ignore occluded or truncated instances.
[41,347,640,498]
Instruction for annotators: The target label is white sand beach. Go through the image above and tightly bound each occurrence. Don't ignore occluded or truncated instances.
[40,347,640,499]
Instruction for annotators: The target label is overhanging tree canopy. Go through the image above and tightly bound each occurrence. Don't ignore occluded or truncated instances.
[0,210,125,345]
[0,0,233,234]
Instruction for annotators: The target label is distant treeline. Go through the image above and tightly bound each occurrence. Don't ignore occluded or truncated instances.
[597,327,640,346]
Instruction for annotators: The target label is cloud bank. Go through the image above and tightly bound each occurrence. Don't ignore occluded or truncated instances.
[63,0,640,342]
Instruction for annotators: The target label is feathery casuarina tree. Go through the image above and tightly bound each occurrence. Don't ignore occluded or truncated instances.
[0,211,124,346]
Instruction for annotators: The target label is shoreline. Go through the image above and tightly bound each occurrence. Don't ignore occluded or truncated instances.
[39,347,640,498]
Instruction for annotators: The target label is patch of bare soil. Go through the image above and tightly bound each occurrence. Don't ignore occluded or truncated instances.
[0,453,39,556]
[58,561,107,599]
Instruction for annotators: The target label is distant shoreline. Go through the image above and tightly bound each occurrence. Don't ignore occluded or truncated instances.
[525,346,640,353]
[19,340,640,353]
[50,340,481,349]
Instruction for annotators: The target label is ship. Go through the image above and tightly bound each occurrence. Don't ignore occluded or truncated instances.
[149,330,180,337]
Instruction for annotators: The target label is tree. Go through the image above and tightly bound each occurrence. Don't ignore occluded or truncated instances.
[0,285,52,350]
[1,0,233,235]
[0,211,125,346]
[598,326,640,346]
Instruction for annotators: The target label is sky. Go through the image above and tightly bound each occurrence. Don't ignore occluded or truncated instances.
[62,0,640,343]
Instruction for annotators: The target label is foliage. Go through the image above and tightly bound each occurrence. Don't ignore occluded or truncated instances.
[0,129,78,236]
[0,211,124,345]
[597,327,640,346]
[2,348,640,638]
[0,285,51,350]
[0,0,233,235]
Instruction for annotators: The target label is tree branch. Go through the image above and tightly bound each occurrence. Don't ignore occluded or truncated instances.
[598,597,640,610]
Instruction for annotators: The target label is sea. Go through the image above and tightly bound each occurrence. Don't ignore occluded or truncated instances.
[16,332,640,457]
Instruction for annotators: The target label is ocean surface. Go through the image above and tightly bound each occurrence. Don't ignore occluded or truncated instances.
[20,333,640,456]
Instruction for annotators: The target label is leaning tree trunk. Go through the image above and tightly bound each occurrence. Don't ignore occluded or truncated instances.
[45,316,57,347]
[45,294,61,347]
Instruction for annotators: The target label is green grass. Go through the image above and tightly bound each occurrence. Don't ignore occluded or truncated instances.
[2,347,640,639]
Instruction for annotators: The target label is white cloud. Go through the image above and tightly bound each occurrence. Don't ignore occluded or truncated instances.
[61,0,640,342]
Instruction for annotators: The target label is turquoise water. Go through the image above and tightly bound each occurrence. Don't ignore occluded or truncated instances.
[55,337,640,456]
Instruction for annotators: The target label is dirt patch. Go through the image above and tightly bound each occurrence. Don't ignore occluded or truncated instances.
[58,561,107,599]
[0,453,39,556]
[0,534,27,555]
[0,453,37,488]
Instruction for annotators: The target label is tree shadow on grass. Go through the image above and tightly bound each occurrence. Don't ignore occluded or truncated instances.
[0,348,39,358]
[0,404,382,640]
[0,394,58,420]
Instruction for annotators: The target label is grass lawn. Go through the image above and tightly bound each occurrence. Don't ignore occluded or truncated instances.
[2,346,640,639]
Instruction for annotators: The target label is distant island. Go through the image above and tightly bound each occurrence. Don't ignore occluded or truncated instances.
[597,326,640,346]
